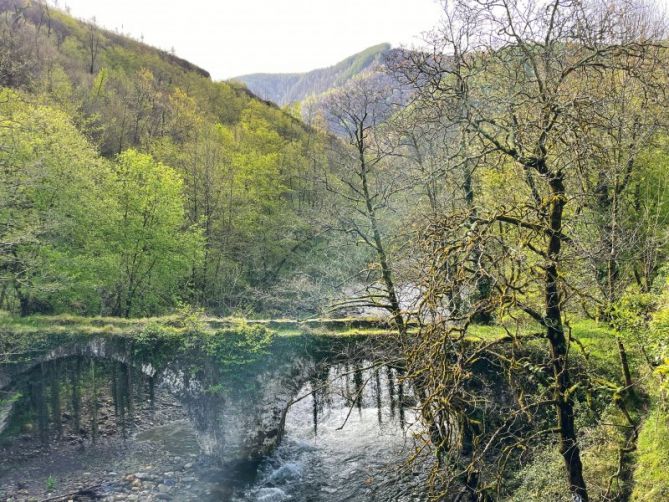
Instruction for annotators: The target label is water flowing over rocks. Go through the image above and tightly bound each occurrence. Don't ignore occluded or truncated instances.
[0,332,427,500]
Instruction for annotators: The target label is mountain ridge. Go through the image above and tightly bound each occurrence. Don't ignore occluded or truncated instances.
[0,0,212,78]
[232,43,393,106]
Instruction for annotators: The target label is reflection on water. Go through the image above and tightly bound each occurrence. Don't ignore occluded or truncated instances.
[0,352,425,501]
[0,356,154,447]
[135,420,201,456]
[238,363,424,502]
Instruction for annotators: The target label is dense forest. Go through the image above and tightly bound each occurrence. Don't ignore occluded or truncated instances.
[2,0,669,501]
[0,0,359,317]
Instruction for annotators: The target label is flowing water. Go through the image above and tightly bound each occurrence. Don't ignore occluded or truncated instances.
[0,344,426,501]
[237,364,424,501]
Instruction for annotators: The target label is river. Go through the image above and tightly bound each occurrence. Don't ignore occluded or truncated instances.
[0,336,426,501]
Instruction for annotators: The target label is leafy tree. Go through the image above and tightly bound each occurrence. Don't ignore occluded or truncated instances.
[105,149,202,317]
[0,0,335,316]
[0,88,109,314]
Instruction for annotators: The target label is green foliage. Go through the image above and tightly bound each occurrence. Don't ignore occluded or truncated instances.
[46,475,56,492]
[0,88,204,317]
[172,302,207,335]
[631,406,669,501]
[105,149,202,317]
[131,320,184,367]
[0,1,334,317]
[648,281,669,368]
[0,88,110,314]
[508,404,631,501]
[507,445,568,502]
[611,291,657,335]
[197,324,277,396]
[200,323,274,367]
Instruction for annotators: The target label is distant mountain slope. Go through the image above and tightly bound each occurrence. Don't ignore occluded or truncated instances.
[0,0,211,78]
[232,43,392,106]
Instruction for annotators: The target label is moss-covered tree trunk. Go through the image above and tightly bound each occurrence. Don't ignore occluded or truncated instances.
[545,172,588,502]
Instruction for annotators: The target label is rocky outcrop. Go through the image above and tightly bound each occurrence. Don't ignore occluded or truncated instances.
[170,355,317,466]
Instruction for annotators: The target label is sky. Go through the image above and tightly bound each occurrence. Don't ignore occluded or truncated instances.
[52,0,444,80]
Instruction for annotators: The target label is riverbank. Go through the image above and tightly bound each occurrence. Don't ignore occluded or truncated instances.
[0,311,402,352]
[0,389,207,501]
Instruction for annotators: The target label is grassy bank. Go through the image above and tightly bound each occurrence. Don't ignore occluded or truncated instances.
[497,319,668,501]
[0,310,400,367]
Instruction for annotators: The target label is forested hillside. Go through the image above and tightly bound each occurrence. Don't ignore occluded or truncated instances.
[0,0,342,317]
[232,43,392,106]
[3,0,669,500]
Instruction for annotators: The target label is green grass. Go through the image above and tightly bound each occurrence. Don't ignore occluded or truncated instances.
[465,319,619,362]
[631,402,669,501]
[569,320,619,360]
[0,311,396,357]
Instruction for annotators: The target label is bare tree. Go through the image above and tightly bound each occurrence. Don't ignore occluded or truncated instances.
[87,18,101,74]
[385,105,460,213]
[322,73,409,335]
[395,0,667,500]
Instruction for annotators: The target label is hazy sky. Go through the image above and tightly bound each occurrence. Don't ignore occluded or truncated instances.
[53,0,443,80]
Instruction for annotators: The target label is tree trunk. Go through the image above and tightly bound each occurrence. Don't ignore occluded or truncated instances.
[123,294,133,318]
[464,164,492,324]
[15,284,32,317]
[459,415,483,501]
[18,293,31,317]
[545,173,588,502]
[360,155,405,336]
[617,337,634,390]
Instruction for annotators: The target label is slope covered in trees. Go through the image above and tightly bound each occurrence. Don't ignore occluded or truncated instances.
[232,43,392,106]
[0,0,336,317]
[3,0,669,500]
